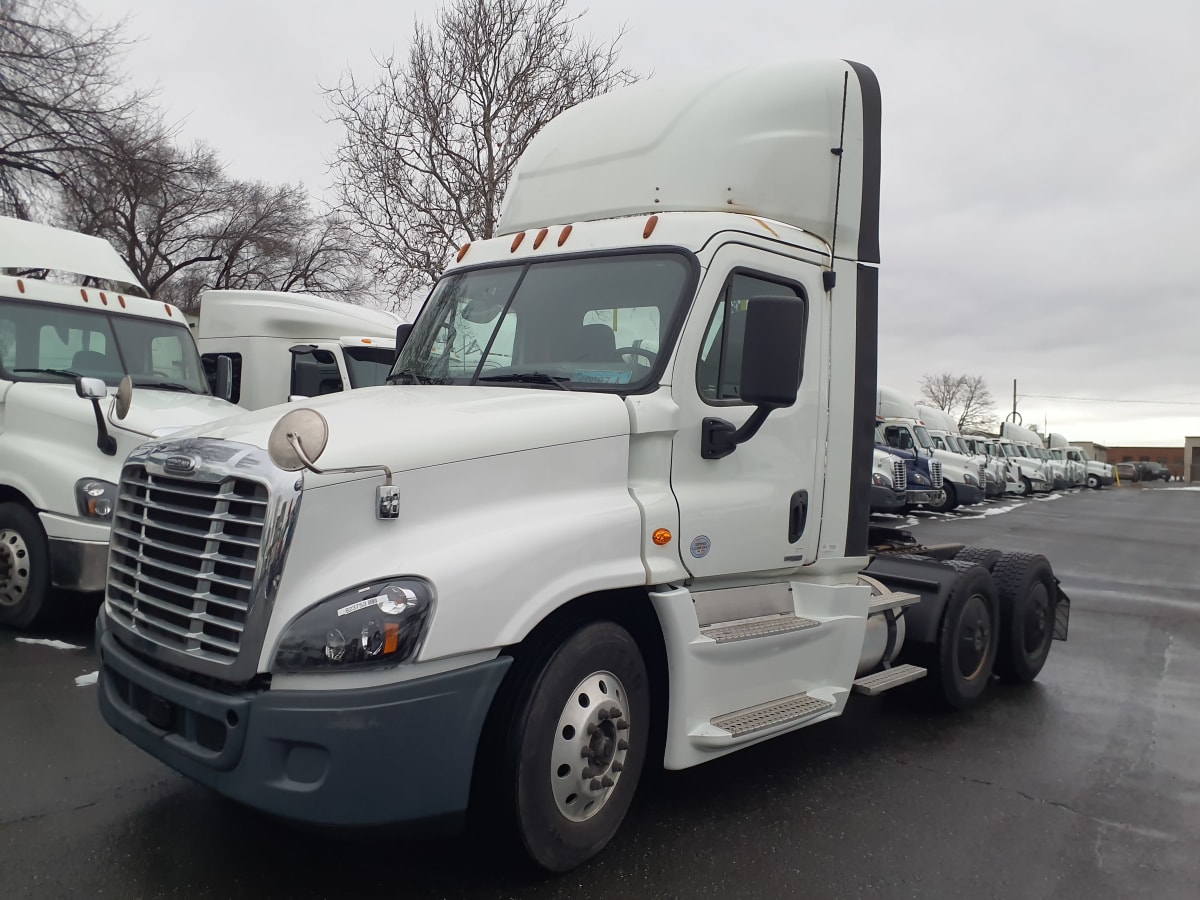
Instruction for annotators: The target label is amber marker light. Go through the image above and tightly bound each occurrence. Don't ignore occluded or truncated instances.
[164,303,173,316]
[80,289,89,302]
[510,231,525,252]
[533,227,549,249]
[557,224,573,246]
[16,279,24,293]
[643,215,659,239]
[652,528,672,546]
[456,242,471,262]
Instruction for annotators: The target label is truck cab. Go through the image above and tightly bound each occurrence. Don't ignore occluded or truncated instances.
[999,422,1054,494]
[878,389,982,512]
[915,405,995,498]
[872,419,943,510]
[194,289,403,410]
[93,61,1068,872]
[0,217,243,628]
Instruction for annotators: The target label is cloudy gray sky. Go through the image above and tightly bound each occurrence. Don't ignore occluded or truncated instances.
[83,0,1200,446]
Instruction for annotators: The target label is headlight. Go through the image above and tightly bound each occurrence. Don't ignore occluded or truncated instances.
[963,472,979,487]
[910,469,931,486]
[75,479,117,520]
[273,578,434,673]
[872,471,893,488]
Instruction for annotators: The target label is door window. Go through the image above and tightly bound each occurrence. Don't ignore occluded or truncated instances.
[696,272,804,403]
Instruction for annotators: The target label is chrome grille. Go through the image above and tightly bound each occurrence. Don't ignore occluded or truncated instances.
[979,462,987,483]
[929,460,944,490]
[892,459,907,492]
[107,464,268,664]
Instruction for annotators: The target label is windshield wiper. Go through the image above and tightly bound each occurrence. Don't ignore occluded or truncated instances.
[477,372,571,391]
[386,368,434,385]
[11,367,84,380]
[131,379,199,394]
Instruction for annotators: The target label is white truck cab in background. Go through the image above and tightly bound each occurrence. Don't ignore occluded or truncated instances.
[1046,432,1086,488]
[94,62,1070,871]
[0,217,242,628]
[914,405,995,498]
[194,290,404,410]
[999,421,1055,494]
[878,388,983,512]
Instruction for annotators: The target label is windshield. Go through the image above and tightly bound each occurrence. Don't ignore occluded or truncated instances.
[913,425,934,450]
[0,296,208,393]
[343,345,395,388]
[1001,444,1016,458]
[390,252,693,392]
[875,424,888,444]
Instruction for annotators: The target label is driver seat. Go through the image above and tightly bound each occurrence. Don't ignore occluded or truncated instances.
[576,323,617,363]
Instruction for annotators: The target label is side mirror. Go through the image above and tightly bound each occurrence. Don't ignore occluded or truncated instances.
[394,324,413,363]
[702,296,806,460]
[215,355,233,402]
[739,296,805,408]
[74,376,117,456]
[74,376,108,400]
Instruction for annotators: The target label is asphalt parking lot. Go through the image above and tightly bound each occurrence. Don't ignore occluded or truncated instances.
[2,485,1198,899]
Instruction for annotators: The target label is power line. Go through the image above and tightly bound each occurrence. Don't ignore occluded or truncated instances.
[1019,393,1200,406]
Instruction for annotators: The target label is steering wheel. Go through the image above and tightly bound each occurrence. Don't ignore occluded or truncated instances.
[615,346,657,365]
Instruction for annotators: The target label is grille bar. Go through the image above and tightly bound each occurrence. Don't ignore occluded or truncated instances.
[107,464,267,664]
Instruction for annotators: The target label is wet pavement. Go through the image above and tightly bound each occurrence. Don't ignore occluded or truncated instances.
[2,486,1198,898]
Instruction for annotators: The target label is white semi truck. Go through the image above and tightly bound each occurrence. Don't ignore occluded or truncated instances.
[94,62,1069,871]
[0,218,242,628]
[914,405,998,498]
[1045,432,1086,488]
[999,421,1056,494]
[194,289,404,410]
[878,388,983,512]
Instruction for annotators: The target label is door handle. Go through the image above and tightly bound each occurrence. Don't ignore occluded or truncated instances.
[789,490,808,543]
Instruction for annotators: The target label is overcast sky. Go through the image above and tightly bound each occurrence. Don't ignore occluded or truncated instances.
[82,0,1200,447]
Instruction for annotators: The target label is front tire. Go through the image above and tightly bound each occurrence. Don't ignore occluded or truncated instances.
[992,553,1057,683]
[929,482,958,513]
[1019,476,1033,496]
[0,502,52,630]
[502,622,650,872]
[1086,474,1100,489]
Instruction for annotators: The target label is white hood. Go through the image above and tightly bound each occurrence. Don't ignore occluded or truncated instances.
[112,386,243,438]
[190,385,633,474]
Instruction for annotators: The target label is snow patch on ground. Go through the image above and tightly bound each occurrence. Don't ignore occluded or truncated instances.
[15,637,84,651]
[75,671,99,687]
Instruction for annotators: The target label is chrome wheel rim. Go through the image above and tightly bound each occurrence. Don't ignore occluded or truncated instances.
[0,528,31,608]
[550,670,631,822]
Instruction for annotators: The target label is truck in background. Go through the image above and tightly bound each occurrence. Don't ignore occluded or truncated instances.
[0,217,243,628]
[94,61,1069,871]
[1045,433,1086,488]
[914,405,996,498]
[873,417,944,511]
[194,290,404,410]
[999,421,1055,494]
[878,388,983,512]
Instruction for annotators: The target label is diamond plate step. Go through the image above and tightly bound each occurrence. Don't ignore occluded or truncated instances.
[867,591,921,615]
[710,693,833,738]
[852,664,927,696]
[700,613,820,644]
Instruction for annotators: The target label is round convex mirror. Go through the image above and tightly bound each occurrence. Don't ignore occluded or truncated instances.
[268,408,330,472]
[115,375,133,420]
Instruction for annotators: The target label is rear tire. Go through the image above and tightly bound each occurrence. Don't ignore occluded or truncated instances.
[0,502,53,630]
[932,565,999,710]
[500,622,650,872]
[954,547,1002,571]
[992,552,1057,683]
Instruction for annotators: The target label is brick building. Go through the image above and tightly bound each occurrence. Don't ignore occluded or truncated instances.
[1105,445,1187,480]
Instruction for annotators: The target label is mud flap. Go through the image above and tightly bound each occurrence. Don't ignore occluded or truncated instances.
[1053,582,1070,641]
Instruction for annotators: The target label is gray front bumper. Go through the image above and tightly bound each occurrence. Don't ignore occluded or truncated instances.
[48,538,108,592]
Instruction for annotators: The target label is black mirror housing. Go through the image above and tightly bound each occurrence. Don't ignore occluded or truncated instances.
[215,355,234,402]
[394,324,413,363]
[739,296,805,408]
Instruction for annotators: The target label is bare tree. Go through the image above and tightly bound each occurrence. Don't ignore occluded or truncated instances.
[0,0,147,217]
[326,0,636,311]
[920,372,997,433]
[60,119,371,311]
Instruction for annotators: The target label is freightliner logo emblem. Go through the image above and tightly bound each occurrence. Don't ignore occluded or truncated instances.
[164,455,198,475]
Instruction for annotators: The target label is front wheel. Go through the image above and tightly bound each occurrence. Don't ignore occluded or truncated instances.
[1086,474,1100,489]
[928,482,958,513]
[0,502,53,630]
[502,622,650,872]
